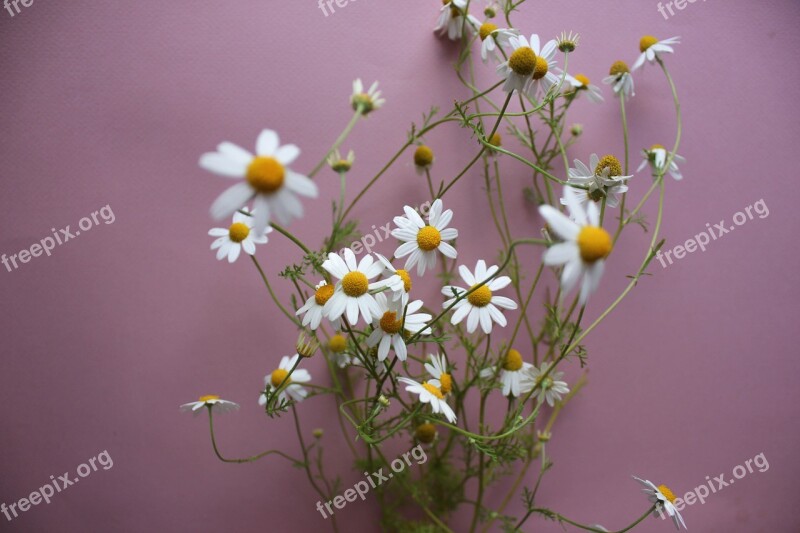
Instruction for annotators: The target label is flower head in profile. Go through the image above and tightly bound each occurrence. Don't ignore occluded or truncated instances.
[424,353,453,395]
[637,144,686,181]
[482,348,534,398]
[180,395,239,416]
[351,79,385,115]
[201,129,319,233]
[632,476,687,530]
[524,362,569,406]
[375,254,413,306]
[297,281,341,330]
[260,354,311,406]
[565,154,632,209]
[398,377,456,423]
[435,0,480,41]
[563,72,604,103]
[321,249,388,326]
[208,207,271,263]
[442,260,517,334]
[555,31,580,53]
[327,149,355,173]
[366,292,431,362]
[413,145,435,175]
[539,187,612,304]
[603,60,635,98]
[392,199,458,276]
[632,35,680,71]
[477,22,518,63]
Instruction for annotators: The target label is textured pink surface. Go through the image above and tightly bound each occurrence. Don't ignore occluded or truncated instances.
[1,1,799,531]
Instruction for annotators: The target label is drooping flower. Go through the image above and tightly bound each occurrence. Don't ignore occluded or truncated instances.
[632,35,680,71]
[632,476,687,530]
[603,60,635,98]
[398,377,456,423]
[259,354,311,405]
[637,144,686,181]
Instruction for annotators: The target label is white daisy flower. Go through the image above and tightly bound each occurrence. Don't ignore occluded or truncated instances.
[442,260,517,334]
[201,129,319,233]
[481,349,534,398]
[351,79,385,115]
[366,293,432,362]
[180,395,239,416]
[637,144,686,181]
[524,362,570,406]
[259,354,311,405]
[398,377,457,424]
[564,154,632,209]
[477,22,518,63]
[563,72,604,103]
[539,187,613,304]
[392,199,458,276]
[435,0,480,41]
[632,476,687,530]
[424,353,454,395]
[603,61,635,98]
[497,34,559,99]
[632,35,681,71]
[296,281,341,330]
[321,248,387,326]
[208,208,271,263]
[375,254,413,306]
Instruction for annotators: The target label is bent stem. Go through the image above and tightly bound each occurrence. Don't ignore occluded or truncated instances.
[207,408,303,465]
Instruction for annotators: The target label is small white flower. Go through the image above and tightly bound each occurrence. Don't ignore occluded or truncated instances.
[632,35,680,71]
[180,395,239,416]
[296,281,341,330]
[398,377,456,424]
[637,144,686,181]
[603,61,635,98]
[327,149,355,173]
[524,362,569,406]
[442,260,517,334]
[208,208,271,263]
[424,353,454,395]
[539,187,613,304]
[322,249,388,326]
[497,34,559,99]
[392,199,458,276]
[564,154,632,209]
[366,293,431,362]
[351,79,385,114]
[375,254,413,307]
[477,22,518,63]
[259,354,311,405]
[563,72,604,103]
[435,0,480,41]
[481,349,534,398]
[201,130,318,234]
[632,476,687,530]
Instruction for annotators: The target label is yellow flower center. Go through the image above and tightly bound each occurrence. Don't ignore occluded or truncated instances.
[328,334,347,353]
[531,56,549,80]
[246,156,285,194]
[417,226,442,251]
[199,395,220,402]
[658,484,677,504]
[422,382,445,400]
[415,423,437,444]
[596,154,623,177]
[342,271,369,297]
[479,22,498,41]
[396,269,412,293]
[228,222,250,243]
[314,284,335,305]
[650,143,665,151]
[270,368,290,388]
[489,133,502,147]
[467,284,492,307]
[414,145,434,168]
[503,349,523,371]
[379,311,403,334]
[508,46,537,76]
[609,60,629,76]
[640,35,659,52]
[574,74,590,87]
[439,373,453,394]
[577,226,613,263]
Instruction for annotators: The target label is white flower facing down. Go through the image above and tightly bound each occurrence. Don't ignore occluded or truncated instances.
[366,293,432,362]
[208,208,271,263]
[201,129,319,234]
[539,187,613,304]
[322,249,387,326]
[435,0,480,41]
[180,395,239,416]
[424,353,454,396]
[260,354,311,406]
[351,79,385,115]
[296,281,340,330]
[524,362,570,406]
[637,144,685,181]
[603,61,635,98]
[565,154,632,210]
[392,199,458,276]
[497,34,559,99]
[481,349,534,398]
[375,253,413,307]
[477,22,518,63]
[398,377,456,424]
[632,476,687,530]
[632,35,681,71]
[442,260,517,334]
[563,72,604,103]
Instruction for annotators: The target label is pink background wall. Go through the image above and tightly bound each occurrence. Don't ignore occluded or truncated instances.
[1,1,798,531]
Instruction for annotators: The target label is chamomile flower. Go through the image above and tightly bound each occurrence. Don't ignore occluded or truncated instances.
[208,208,271,263]
[375,254,413,306]
[424,353,453,395]
[366,293,432,362]
[525,362,570,406]
[398,377,457,424]
[201,129,318,233]
[259,354,311,405]
[477,22,518,63]
[415,423,438,444]
[496,349,534,398]
[637,144,685,181]
[435,0,480,41]
[296,281,341,330]
[563,73,604,103]
[632,36,681,71]
[603,61,635,98]
[327,149,355,173]
[392,199,458,276]
[351,79,385,115]
[539,187,612,304]
[413,145,435,175]
[497,34,559,99]
[321,249,387,326]
[564,154,632,209]
[442,260,517,334]
[632,476,687,530]
[180,395,239,416]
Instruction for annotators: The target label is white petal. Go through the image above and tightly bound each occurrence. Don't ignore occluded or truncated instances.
[256,129,279,156]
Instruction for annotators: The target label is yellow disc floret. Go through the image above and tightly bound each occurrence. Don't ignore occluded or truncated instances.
[574,74,590,87]
[503,349,524,371]
[489,133,502,148]
[199,395,220,403]
[609,60,630,76]
[532,55,549,80]
[341,271,369,297]
[415,423,437,444]
[246,156,285,193]
[640,35,659,52]
[577,226,613,263]
[314,284,335,305]
[228,222,250,243]
[414,145,434,168]
[596,154,623,177]
[439,373,453,394]
[270,368,290,388]
[417,226,442,251]
[379,311,403,334]
[422,382,445,400]
[467,284,492,307]
[658,484,677,504]
[650,144,665,151]
[479,22,498,41]
[328,334,347,353]
[396,269,412,293]
[508,47,537,76]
